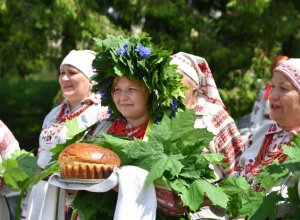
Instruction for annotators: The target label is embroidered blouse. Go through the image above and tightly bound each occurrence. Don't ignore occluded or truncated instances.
[237,121,299,190]
[38,100,108,169]
[0,120,19,163]
[193,98,244,178]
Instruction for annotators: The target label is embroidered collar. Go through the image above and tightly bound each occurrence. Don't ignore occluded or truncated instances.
[265,122,300,136]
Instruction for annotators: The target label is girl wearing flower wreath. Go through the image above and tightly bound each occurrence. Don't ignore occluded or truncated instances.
[84,35,186,219]
[24,50,108,220]
[0,120,20,220]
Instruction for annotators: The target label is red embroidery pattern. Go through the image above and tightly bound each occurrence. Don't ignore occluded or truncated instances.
[211,109,229,128]
[171,54,199,74]
[0,131,15,153]
[250,135,289,176]
[107,119,147,140]
[279,63,300,82]
[198,62,213,78]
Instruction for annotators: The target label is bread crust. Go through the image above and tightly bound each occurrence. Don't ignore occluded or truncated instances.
[58,143,121,179]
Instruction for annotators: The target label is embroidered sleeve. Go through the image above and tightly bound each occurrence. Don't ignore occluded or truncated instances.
[211,110,245,176]
[0,120,20,159]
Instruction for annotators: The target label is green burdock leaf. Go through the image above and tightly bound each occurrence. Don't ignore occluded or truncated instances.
[181,179,228,211]
[248,191,283,220]
[102,133,163,165]
[145,154,185,185]
[2,159,28,189]
[283,143,300,163]
[202,153,227,166]
[99,109,218,212]
[237,192,265,217]
[171,109,213,147]
[73,191,117,220]
[256,161,289,189]
[220,177,264,218]
[0,150,37,190]
[287,183,300,204]
[220,176,251,193]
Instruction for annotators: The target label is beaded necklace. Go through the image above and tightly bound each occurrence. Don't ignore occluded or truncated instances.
[107,118,148,140]
[58,102,93,122]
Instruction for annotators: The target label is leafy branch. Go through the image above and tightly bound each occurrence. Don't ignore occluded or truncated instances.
[100,109,229,212]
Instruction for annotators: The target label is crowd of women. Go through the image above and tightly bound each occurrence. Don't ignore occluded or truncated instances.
[0,34,299,220]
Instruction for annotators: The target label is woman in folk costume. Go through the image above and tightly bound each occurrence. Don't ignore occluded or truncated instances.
[25,50,108,220]
[155,52,244,219]
[170,52,244,178]
[236,58,300,218]
[249,55,290,133]
[82,35,186,219]
[0,120,20,220]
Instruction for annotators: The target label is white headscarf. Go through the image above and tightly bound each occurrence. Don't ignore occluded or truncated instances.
[60,50,97,84]
[170,52,225,108]
[273,58,300,92]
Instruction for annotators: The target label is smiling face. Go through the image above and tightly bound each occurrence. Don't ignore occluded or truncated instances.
[112,76,150,126]
[269,72,300,129]
[59,64,92,108]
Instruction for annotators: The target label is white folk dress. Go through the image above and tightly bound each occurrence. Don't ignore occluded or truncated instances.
[236,121,300,218]
[25,100,108,220]
[0,120,20,220]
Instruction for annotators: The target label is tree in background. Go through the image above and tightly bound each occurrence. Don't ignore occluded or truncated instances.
[0,0,300,144]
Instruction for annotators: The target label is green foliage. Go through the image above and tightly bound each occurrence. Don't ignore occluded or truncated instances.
[220,177,265,218]
[73,191,117,220]
[0,78,59,152]
[219,70,260,118]
[0,149,37,190]
[99,109,230,212]
[1,0,300,119]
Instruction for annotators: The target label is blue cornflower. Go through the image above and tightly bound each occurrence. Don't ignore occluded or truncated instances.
[108,108,114,117]
[116,43,129,56]
[99,89,108,100]
[122,43,128,55]
[135,44,151,58]
[116,48,123,56]
[154,117,162,124]
[169,98,179,110]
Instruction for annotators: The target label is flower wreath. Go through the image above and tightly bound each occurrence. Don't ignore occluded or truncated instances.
[92,35,186,121]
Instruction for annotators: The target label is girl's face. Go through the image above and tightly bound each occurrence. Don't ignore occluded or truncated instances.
[59,64,92,108]
[269,72,300,129]
[112,76,150,126]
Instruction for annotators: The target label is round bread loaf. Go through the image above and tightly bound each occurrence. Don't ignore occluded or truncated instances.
[58,143,121,179]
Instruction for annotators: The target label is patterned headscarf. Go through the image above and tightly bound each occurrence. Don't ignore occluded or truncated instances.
[273,58,300,92]
[170,52,225,108]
